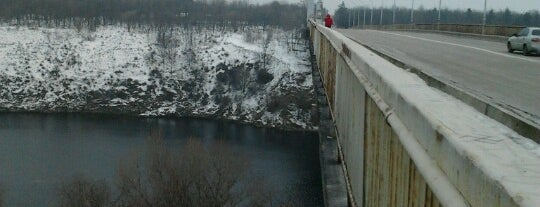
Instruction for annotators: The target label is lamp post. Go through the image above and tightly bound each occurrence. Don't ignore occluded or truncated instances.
[482,0,487,34]
[371,6,374,25]
[352,10,358,27]
[348,10,351,27]
[352,10,355,27]
[437,0,442,24]
[437,0,442,30]
[363,7,366,27]
[392,0,396,25]
[380,0,383,25]
[358,9,361,27]
[410,0,414,23]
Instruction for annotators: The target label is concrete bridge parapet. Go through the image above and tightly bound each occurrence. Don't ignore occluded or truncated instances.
[310,20,540,207]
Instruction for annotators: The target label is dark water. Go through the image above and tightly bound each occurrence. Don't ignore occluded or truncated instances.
[0,113,322,207]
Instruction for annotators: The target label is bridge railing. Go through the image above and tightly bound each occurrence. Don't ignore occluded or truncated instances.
[310,20,540,207]
[362,23,524,38]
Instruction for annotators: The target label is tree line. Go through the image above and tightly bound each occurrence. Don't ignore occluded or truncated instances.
[334,2,540,28]
[0,0,307,30]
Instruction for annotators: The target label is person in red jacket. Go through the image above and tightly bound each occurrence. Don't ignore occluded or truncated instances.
[324,14,333,28]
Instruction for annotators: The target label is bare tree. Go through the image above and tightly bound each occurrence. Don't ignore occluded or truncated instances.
[115,131,251,207]
[58,176,112,207]
[54,131,298,207]
[239,64,253,94]
[245,176,277,207]
[156,27,179,73]
[261,29,273,71]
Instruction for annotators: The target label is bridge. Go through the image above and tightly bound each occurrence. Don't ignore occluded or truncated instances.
[309,21,540,207]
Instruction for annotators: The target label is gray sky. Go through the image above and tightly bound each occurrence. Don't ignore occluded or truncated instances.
[322,0,539,15]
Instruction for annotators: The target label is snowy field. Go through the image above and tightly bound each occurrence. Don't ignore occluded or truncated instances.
[0,25,315,130]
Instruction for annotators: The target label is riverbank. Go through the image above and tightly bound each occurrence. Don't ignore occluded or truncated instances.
[0,25,315,130]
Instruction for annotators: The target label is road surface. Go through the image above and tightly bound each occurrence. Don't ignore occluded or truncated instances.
[338,29,540,127]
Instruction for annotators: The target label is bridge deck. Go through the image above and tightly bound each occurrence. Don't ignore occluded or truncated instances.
[338,29,540,128]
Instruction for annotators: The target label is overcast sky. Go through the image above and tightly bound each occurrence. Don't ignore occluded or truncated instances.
[315,0,539,15]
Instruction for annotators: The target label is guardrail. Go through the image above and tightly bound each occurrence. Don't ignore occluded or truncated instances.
[310,20,540,207]
[363,23,524,39]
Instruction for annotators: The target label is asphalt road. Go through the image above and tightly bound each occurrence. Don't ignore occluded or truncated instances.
[338,29,540,126]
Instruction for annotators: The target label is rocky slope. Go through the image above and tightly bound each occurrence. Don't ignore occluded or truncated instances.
[0,25,316,130]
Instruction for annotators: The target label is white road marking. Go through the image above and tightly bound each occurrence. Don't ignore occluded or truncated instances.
[367,30,540,63]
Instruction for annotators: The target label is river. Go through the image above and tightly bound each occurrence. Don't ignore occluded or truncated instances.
[0,113,322,206]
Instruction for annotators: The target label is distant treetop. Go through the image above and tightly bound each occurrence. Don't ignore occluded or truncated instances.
[0,0,308,29]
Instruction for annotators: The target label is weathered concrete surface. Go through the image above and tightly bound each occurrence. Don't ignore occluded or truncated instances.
[311,21,540,207]
[334,55,365,206]
[310,34,348,207]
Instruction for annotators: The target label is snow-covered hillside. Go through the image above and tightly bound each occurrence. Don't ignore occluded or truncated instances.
[0,25,315,130]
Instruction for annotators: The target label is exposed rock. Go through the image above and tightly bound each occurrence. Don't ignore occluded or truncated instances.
[0,25,315,130]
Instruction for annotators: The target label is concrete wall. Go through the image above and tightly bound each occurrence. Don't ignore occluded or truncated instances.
[334,55,365,205]
[310,20,540,207]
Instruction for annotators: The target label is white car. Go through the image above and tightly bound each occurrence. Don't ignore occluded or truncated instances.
[507,27,540,56]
